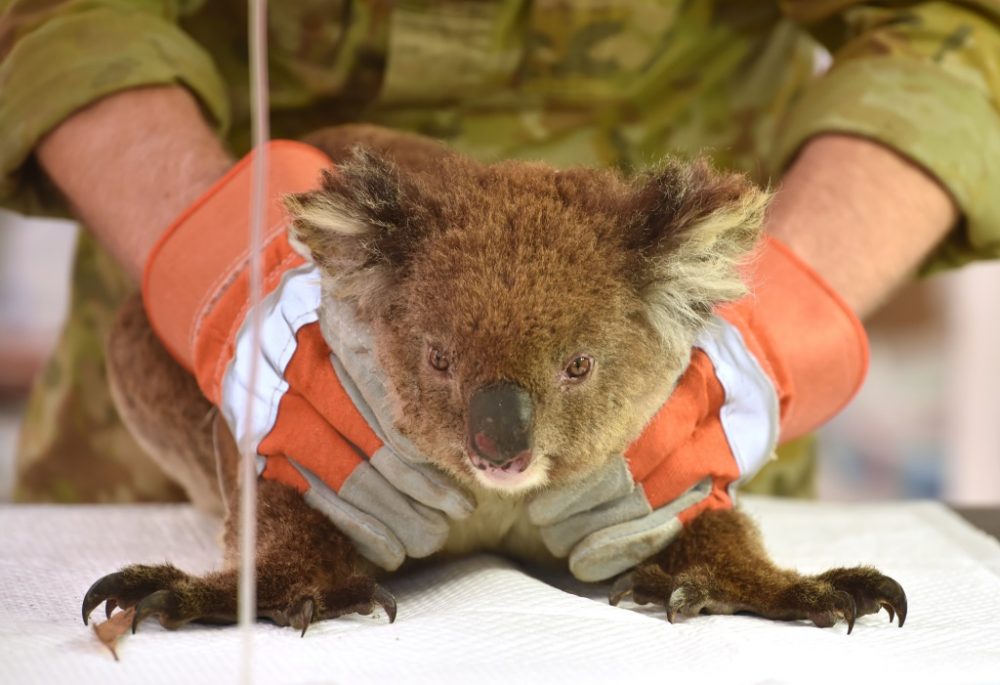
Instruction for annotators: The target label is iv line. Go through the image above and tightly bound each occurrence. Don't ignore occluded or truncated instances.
[240,0,269,681]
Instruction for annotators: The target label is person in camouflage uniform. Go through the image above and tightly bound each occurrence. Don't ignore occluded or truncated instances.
[1,1,998,503]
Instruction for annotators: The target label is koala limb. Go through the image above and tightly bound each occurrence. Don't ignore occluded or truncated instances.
[82,479,395,634]
[610,509,906,633]
[97,295,393,634]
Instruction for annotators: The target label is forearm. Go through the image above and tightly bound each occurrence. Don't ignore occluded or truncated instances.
[37,86,233,281]
[766,134,958,319]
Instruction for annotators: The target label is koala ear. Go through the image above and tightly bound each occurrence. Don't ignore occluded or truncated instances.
[284,146,423,278]
[627,158,769,342]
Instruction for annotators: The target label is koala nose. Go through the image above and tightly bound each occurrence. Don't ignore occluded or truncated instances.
[468,383,533,467]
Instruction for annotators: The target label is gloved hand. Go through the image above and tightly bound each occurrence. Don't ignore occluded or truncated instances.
[529,235,868,582]
[143,141,473,571]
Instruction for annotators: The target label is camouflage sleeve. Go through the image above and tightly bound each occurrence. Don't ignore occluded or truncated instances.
[0,0,230,215]
[775,1,1000,273]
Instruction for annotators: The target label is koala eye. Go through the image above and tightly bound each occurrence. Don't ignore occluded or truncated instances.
[428,346,450,372]
[565,355,594,380]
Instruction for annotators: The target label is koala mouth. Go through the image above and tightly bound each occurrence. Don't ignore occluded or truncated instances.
[467,450,534,486]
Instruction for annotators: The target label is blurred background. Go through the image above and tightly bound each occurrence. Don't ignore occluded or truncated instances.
[1,208,999,504]
[0,210,77,501]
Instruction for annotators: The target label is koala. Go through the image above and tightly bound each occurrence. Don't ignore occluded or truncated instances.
[83,125,906,636]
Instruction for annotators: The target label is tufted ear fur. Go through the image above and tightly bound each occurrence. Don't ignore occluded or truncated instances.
[626,158,769,350]
[284,146,430,305]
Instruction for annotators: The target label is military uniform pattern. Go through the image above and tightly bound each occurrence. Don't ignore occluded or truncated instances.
[1,0,998,502]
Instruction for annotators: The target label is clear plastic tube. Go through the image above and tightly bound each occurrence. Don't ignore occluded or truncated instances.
[240,0,269,681]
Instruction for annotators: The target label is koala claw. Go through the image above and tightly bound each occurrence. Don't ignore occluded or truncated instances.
[83,571,121,625]
[83,567,183,626]
[373,584,397,624]
[290,597,315,638]
[806,590,856,634]
[874,581,907,627]
[132,590,182,633]
[608,570,667,609]
[815,568,907,629]
[608,572,636,607]
[881,602,895,624]
[665,584,711,624]
[83,574,114,625]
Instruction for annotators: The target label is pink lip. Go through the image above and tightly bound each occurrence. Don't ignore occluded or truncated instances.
[468,451,533,485]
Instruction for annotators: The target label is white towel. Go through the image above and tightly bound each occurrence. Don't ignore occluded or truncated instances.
[1,497,998,685]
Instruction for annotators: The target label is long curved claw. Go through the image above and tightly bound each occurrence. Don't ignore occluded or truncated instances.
[294,598,315,638]
[881,602,895,624]
[82,572,125,626]
[845,574,907,629]
[821,569,908,632]
[879,577,907,628]
[131,590,178,634]
[836,591,857,636]
[373,584,397,624]
[609,572,635,607]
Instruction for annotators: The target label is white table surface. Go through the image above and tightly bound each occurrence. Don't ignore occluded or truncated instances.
[2,497,999,685]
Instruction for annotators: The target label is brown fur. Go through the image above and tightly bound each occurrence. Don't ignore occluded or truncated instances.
[82,125,905,634]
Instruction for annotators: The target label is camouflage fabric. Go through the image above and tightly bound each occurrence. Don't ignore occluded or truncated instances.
[2,1,999,502]
[13,231,185,502]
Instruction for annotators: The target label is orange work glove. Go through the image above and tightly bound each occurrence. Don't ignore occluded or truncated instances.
[529,236,868,581]
[143,142,474,572]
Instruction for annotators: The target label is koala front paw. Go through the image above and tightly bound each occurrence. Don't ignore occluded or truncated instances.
[82,562,396,636]
[610,562,906,634]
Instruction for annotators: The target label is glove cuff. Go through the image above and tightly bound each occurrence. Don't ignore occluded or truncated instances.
[142,140,332,402]
[721,235,870,442]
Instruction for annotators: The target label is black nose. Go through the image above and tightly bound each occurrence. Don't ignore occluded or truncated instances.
[468,383,533,466]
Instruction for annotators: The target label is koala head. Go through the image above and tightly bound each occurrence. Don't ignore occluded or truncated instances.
[285,139,767,495]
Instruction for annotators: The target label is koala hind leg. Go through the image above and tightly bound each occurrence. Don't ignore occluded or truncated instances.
[610,509,907,633]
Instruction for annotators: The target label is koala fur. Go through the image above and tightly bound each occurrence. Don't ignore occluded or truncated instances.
[285,129,764,497]
[84,125,906,636]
